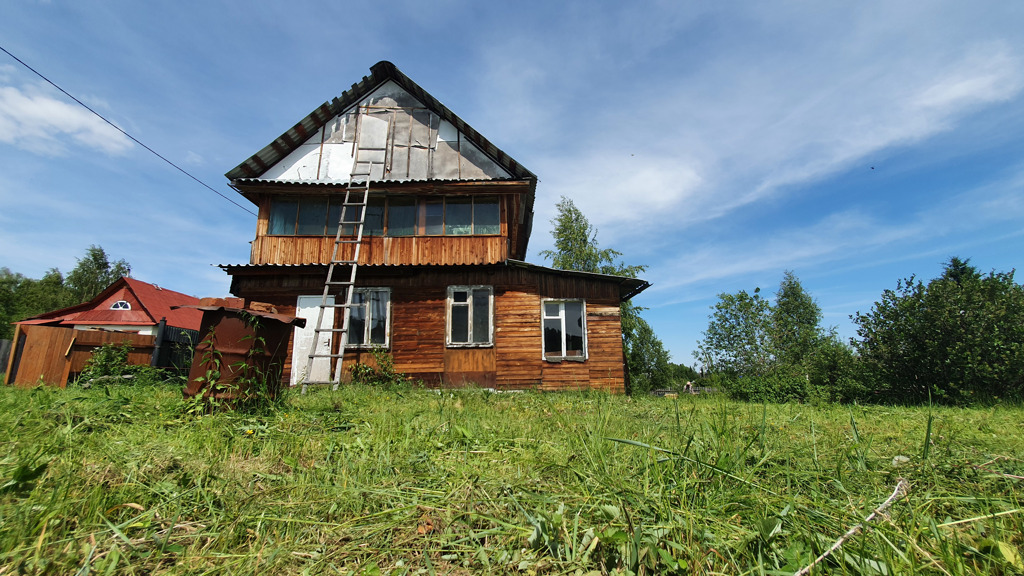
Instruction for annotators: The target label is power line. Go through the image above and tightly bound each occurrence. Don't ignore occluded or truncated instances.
[0,44,257,216]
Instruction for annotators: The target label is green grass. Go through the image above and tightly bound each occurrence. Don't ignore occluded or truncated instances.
[1,383,1023,575]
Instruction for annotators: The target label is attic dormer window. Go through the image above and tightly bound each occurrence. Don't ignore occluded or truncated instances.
[110,300,131,310]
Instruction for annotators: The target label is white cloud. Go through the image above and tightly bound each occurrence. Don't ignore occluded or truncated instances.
[0,82,133,156]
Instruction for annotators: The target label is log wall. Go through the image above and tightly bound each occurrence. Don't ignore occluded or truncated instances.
[231,266,627,392]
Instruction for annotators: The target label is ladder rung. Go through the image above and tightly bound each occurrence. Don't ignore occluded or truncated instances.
[317,303,355,308]
[308,353,347,359]
[313,328,352,333]
[328,259,358,264]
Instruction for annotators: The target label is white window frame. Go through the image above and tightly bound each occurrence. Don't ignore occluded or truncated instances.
[541,299,588,362]
[346,288,392,348]
[110,300,131,310]
[446,285,494,347]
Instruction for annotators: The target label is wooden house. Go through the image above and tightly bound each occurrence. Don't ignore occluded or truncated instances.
[5,277,203,386]
[222,61,648,392]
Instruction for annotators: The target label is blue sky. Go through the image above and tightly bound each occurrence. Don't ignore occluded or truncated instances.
[2,1,1023,366]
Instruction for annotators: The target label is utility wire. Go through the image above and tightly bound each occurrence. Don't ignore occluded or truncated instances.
[0,44,257,216]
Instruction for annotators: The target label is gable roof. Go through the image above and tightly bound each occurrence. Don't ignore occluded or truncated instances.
[226,61,537,184]
[16,277,203,331]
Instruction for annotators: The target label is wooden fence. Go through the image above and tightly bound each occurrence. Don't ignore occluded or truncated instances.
[4,325,156,388]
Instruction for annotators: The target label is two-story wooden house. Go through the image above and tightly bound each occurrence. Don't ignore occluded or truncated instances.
[221,61,648,392]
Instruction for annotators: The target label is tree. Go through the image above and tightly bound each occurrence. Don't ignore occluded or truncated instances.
[697,287,774,377]
[853,257,1024,404]
[0,246,130,340]
[65,245,131,304]
[697,272,858,402]
[540,197,669,393]
[771,271,823,365]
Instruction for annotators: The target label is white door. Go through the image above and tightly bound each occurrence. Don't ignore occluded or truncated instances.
[291,295,335,386]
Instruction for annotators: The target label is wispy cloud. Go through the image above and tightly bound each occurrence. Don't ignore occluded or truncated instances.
[0,81,133,156]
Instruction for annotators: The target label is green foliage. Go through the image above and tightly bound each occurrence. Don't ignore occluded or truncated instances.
[189,314,286,413]
[698,287,774,377]
[541,196,671,393]
[539,197,643,278]
[0,246,130,340]
[1,385,1023,573]
[699,272,859,403]
[350,347,406,387]
[853,257,1024,405]
[77,341,165,386]
[64,245,131,305]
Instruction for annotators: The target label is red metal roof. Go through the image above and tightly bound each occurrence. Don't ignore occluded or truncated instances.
[15,277,203,331]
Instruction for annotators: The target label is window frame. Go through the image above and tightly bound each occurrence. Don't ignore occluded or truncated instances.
[446,285,494,348]
[110,300,132,311]
[345,287,392,349]
[541,299,588,362]
[267,195,502,237]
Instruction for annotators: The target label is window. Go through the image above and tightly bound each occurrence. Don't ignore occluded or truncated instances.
[542,300,586,361]
[110,300,131,310]
[447,286,493,346]
[347,288,391,347]
[268,195,501,237]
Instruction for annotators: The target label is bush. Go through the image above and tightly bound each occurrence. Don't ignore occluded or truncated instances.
[77,342,166,387]
[853,258,1024,405]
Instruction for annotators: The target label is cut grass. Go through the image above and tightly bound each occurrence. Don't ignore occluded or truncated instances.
[0,383,1022,574]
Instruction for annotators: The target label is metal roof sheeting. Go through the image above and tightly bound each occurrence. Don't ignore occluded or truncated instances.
[226,61,536,184]
[218,259,650,302]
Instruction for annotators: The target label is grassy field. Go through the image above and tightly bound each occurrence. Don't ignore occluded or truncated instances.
[1,382,1022,575]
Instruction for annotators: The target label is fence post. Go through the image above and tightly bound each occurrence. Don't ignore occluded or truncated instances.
[151,318,167,367]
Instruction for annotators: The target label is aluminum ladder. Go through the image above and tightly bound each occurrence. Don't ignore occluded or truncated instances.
[300,162,374,393]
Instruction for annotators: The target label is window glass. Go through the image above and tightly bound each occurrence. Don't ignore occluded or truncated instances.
[564,301,585,356]
[448,286,492,346]
[543,300,586,360]
[543,318,562,356]
[388,197,416,236]
[364,198,385,236]
[269,199,298,235]
[445,198,473,235]
[474,198,500,235]
[422,200,443,235]
[451,304,469,343]
[347,289,390,346]
[348,291,366,345]
[472,289,490,343]
[368,290,388,344]
[327,200,344,235]
[296,198,328,235]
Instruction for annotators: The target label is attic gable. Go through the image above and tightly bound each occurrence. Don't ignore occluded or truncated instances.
[227,61,536,185]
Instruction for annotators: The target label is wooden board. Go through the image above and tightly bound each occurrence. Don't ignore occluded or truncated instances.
[233,265,627,392]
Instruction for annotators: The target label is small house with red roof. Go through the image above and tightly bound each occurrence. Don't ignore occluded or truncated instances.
[14,277,203,335]
[5,277,203,387]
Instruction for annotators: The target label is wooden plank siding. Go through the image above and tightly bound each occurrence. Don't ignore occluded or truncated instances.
[5,325,155,387]
[229,265,628,392]
[250,235,509,266]
[249,190,526,266]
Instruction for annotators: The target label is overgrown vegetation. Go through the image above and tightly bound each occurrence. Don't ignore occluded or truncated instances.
[853,257,1024,405]
[698,271,859,403]
[76,341,165,387]
[0,245,131,339]
[698,259,1024,406]
[1,381,1022,574]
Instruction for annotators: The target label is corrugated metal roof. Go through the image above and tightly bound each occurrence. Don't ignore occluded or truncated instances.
[230,177,523,187]
[218,260,650,301]
[225,61,537,183]
[16,277,204,331]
